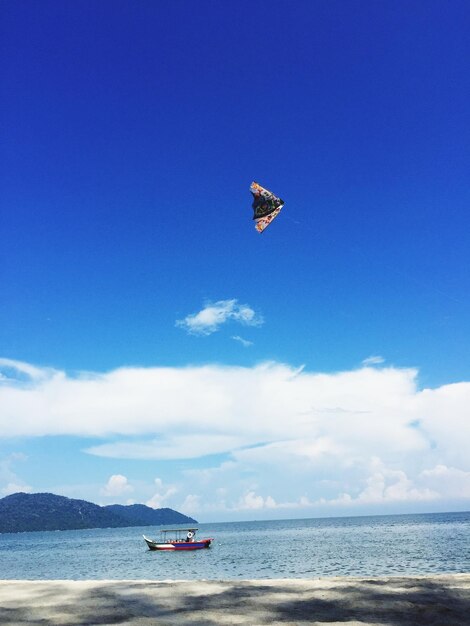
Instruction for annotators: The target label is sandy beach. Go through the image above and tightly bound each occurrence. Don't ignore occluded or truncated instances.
[0,574,469,625]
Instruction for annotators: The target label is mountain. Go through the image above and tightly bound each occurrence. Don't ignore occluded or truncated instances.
[0,493,124,533]
[104,504,196,526]
[0,492,197,534]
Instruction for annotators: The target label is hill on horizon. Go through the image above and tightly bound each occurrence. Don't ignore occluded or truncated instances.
[104,503,196,527]
[0,492,197,534]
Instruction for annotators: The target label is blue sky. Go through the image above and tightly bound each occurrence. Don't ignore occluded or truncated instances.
[1,0,469,521]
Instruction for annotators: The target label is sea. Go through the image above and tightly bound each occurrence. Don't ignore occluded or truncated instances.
[1,511,469,580]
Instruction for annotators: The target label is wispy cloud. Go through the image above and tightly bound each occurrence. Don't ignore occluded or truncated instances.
[362,355,385,366]
[87,434,246,460]
[146,478,178,509]
[0,452,32,496]
[232,335,253,347]
[0,357,51,383]
[176,299,263,335]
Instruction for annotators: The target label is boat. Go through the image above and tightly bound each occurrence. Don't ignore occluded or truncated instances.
[143,527,213,551]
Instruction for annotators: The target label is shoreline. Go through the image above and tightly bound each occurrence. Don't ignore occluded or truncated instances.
[1,574,469,625]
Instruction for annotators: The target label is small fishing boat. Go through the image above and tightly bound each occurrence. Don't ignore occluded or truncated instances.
[143,527,213,551]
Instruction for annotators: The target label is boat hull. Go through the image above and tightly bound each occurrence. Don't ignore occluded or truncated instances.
[143,535,212,551]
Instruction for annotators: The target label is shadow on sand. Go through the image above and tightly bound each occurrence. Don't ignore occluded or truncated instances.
[0,576,469,625]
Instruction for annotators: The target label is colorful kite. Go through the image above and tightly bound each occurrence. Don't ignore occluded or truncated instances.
[250,182,285,233]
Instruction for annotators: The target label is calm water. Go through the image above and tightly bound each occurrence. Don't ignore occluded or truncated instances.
[1,512,469,580]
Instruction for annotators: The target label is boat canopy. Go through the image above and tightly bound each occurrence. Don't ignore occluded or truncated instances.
[159,528,198,533]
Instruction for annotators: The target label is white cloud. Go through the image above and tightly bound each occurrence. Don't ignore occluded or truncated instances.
[238,491,277,510]
[146,477,178,509]
[1,357,470,516]
[176,299,263,335]
[180,494,201,515]
[100,474,133,497]
[1,482,33,496]
[354,464,438,504]
[362,355,385,366]
[420,465,470,499]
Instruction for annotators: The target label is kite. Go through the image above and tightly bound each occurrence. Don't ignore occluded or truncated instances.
[250,181,285,233]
